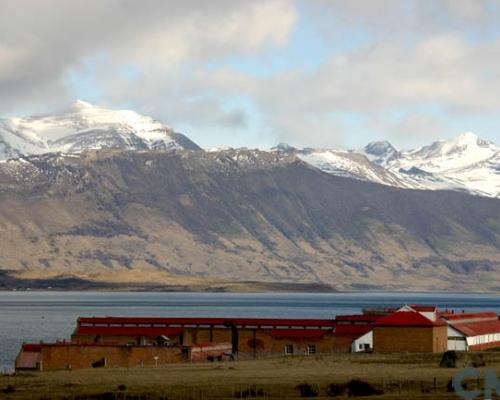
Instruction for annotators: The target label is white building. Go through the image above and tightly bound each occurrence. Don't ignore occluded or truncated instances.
[351,330,373,353]
[441,312,500,351]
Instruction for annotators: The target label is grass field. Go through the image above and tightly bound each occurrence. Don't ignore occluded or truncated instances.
[1,351,499,399]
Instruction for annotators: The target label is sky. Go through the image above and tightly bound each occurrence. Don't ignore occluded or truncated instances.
[1,0,500,150]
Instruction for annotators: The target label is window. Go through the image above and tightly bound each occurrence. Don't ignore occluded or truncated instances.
[359,344,364,350]
[284,344,294,355]
[307,345,316,355]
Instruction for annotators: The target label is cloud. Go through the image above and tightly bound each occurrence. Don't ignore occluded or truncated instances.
[1,0,500,149]
[0,0,296,116]
[444,0,488,20]
[167,97,247,129]
[194,31,500,147]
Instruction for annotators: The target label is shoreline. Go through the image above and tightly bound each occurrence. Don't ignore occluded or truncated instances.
[2,271,500,294]
[0,286,498,294]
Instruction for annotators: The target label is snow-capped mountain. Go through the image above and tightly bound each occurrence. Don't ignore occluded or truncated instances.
[0,100,200,160]
[294,132,500,198]
[1,102,499,198]
[298,149,406,188]
[386,132,498,173]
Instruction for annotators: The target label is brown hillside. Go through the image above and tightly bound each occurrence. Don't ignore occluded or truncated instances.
[0,149,499,291]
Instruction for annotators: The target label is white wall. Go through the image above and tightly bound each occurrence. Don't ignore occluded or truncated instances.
[447,338,467,351]
[447,326,467,351]
[466,332,500,347]
[447,325,500,350]
[351,331,373,352]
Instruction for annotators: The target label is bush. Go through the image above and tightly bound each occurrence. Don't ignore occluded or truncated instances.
[345,380,382,397]
[472,355,486,367]
[440,351,457,368]
[326,383,346,396]
[295,383,318,397]
[2,385,15,394]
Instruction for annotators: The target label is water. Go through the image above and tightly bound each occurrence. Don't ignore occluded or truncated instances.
[0,291,498,372]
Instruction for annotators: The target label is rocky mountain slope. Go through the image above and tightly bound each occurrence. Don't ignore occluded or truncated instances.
[0,149,499,291]
[0,100,200,160]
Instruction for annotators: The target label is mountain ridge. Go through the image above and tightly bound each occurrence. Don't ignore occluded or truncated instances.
[0,148,499,291]
[3,102,498,198]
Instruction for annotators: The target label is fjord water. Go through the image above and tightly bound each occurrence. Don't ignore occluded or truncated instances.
[1,291,499,372]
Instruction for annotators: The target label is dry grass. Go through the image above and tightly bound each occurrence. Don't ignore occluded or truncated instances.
[1,351,500,399]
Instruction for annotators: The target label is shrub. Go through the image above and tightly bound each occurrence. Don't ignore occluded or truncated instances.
[345,379,382,397]
[2,385,15,394]
[326,383,346,396]
[295,383,318,397]
[440,351,457,368]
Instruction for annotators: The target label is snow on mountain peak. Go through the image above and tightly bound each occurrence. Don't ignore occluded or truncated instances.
[71,99,96,110]
[364,141,396,155]
[454,131,478,142]
[271,143,297,153]
[0,102,201,160]
[290,133,500,198]
[2,102,499,199]
[439,132,492,153]
[403,132,498,173]
[363,140,399,166]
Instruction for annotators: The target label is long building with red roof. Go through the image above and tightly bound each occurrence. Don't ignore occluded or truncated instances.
[14,304,500,371]
[441,312,500,351]
[71,316,343,357]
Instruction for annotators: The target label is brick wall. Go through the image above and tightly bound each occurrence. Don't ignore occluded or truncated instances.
[72,326,351,358]
[37,345,185,371]
[373,326,447,353]
[183,327,340,356]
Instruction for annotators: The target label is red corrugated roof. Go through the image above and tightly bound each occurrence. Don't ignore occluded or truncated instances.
[335,315,380,322]
[375,311,445,327]
[77,317,335,328]
[450,320,500,337]
[22,344,42,352]
[271,329,327,338]
[408,305,437,312]
[441,312,498,321]
[75,326,183,336]
[334,324,372,337]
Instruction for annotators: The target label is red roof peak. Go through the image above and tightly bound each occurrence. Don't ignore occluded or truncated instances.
[401,304,437,312]
[375,311,445,327]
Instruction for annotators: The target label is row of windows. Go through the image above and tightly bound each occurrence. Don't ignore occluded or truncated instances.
[469,333,500,345]
[284,344,316,355]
